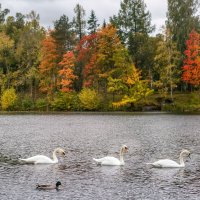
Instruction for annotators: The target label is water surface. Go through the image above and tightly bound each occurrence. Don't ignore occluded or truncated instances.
[0,113,200,200]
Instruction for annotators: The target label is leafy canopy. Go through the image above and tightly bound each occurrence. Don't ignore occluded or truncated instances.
[182,30,200,87]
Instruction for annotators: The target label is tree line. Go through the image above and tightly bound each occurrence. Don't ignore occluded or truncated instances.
[0,0,199,111]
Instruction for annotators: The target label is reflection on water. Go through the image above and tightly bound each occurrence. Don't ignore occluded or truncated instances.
[0,113,200,199]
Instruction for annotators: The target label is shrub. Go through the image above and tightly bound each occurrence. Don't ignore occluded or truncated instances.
[69,92,81,111]
[35,98,48,111]
[21,97,34,111]
[78,88,100,111]
[1,88,17,110]
[51,93,69,111]
[189,93,200,105]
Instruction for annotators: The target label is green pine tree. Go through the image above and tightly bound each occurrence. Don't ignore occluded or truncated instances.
[87,10,99,34]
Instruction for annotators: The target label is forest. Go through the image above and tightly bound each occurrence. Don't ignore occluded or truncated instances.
[0,0,200,112]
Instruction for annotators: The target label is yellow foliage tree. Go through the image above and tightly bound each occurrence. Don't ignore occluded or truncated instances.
[109,64,153,108]
[0,32,14,89]
[1,88,17,110]
[78,88,100,110]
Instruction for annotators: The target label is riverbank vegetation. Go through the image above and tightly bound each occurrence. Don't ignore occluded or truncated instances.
[0,0,200,112]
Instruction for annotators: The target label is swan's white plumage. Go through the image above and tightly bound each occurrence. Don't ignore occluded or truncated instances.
[20,155,57,164]
[93,156,123,166]
[147,149,190,168]
[93,145,128,166]
[148,159,182,168]
[19,148,65,164]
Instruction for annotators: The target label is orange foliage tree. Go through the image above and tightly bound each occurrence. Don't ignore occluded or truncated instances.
[39,31,59,99]
[75,33,97,87]
[76,24,130,94]
[95,24,131,96]
[58,51,77,92]
[182,30,200,87]
[96,24,125,76]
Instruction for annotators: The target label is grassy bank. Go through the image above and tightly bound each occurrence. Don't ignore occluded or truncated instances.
[146,92,200,113]
[1,91,200,113]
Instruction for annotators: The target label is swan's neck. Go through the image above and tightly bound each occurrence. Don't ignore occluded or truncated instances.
[179,153,185,167]
[119,148,124,164]
[52,150,58,163]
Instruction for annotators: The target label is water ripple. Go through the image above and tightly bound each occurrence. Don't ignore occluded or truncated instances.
[0,114,200,199]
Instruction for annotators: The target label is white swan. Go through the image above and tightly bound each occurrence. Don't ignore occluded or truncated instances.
[19,148,65,164]
[147,149,190,168]
[93,145,128,166]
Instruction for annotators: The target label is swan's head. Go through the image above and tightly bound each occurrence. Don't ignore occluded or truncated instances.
[55,148,66,156]
[181,149,190,158]
[121,145,128,153]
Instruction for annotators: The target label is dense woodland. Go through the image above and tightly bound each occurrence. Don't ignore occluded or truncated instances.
[0,0,200,112]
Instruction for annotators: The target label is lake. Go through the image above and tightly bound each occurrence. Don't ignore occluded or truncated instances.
[0,113,200,200]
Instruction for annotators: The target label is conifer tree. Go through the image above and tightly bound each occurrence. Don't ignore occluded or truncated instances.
[51,15,74,60]
[73,4,86,91]
[110,0,154,44]
[110,0,155,79]
[87,10,99,34]
[73,4,86,41]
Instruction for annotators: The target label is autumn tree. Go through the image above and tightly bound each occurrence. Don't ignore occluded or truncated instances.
[15,11,44,99]
[95,24,130,97]
[39,31,58,102]
[109,64,153,109]
[110,0,155,78]
[75,33,97,88]
[1,87,17,110]
[75,24,130,97]
[78,88,100,110]
[154,28,181,99]
[0,31,14,89]
[58,51,77,92]
[166,0,200,92]
[166,0,200,56]
[182,30,200,88]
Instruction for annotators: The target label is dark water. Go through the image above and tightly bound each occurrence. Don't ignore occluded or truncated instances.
[0,113,200,200]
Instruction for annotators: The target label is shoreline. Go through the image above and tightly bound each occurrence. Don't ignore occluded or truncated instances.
[0,111,199,115]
